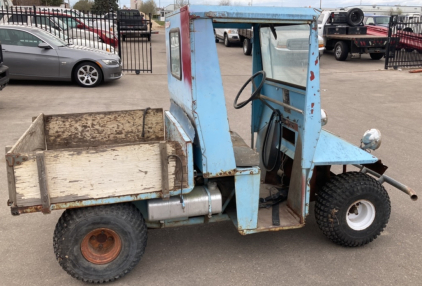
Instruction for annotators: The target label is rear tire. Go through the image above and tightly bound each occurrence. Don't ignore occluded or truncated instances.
[224,34,231,47]
[334,41,349,61]
[53,203,148,283]
[315,172,391,247]
[243,38,252,55]
[369,53,384,60]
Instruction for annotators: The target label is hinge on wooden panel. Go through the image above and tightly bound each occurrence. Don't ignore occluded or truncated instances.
[5,154,29,167]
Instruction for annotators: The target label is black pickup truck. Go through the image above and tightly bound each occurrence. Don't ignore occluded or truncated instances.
[0,42,9,90]
[117,9,149,41]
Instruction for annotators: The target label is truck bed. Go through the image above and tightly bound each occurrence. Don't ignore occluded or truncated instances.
[6,108,191,215]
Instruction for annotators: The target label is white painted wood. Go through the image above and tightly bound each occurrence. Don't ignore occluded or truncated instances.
[9,114,45,154]
[14,142,182,207]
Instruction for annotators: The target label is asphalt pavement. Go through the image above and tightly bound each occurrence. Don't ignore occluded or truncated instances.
[0,33,421,286]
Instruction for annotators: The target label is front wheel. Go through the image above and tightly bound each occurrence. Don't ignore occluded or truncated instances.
[53,203,148,283]
[369,53,384,60]
[74,62,103,88]
[315,172,391,247]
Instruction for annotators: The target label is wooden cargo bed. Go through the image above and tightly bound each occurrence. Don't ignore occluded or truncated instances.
[5,108,189,213]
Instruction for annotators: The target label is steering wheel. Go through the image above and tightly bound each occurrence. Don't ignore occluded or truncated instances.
[233,71,266,109]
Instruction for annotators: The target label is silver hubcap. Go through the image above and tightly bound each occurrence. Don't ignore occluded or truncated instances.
[346,200,376,231]
[335,46,342,57]
[225,36,228,45]
[244,42,247,52]
[77,65,99,86]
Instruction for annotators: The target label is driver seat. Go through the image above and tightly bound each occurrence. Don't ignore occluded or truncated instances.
[230,131,259,167]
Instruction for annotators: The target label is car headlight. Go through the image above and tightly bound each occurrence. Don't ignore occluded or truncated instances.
[102,59,119,65]
[227,29,237,34]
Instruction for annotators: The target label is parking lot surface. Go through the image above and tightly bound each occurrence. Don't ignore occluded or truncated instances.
[0,33,421,286]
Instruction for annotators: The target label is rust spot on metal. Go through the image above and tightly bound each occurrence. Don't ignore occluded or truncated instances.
[311,103,315,108]
[315,58,319,65]
[311,109,314,114]
[310,71,315,81]
[81,228,122,265]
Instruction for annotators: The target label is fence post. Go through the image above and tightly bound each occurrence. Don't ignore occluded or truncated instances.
[385,15,394,70]
[149,13,152,73]
[117,10,122,59]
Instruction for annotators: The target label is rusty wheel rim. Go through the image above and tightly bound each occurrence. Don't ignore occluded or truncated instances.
[81,228,122,265]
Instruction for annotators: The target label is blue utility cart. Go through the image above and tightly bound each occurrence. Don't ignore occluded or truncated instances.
[5,5,417,283]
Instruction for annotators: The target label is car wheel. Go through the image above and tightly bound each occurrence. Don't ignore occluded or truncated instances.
[315,172,391,247]
[224,34,231,47]
[369,53,384,60]
[243,38,252,55]
[74,62,103,88]
[334,41,349,61]
[53,203,147,283]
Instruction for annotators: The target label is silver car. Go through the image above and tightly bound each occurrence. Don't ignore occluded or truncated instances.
[0,25,122,87]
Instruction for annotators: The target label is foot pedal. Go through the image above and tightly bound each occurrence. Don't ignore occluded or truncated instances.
[272,203,280,226]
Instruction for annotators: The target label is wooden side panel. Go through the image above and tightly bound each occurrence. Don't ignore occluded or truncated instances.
[44,109,164,150]
[14,142,185,207]
[9,114,45,154]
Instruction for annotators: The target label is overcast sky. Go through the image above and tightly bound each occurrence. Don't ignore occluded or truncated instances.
[70,0,421,11]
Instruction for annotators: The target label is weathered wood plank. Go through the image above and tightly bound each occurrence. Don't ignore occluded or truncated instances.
[160,142,170,199]
[36,152,50,214]
[9,113,45,154]
[44,108,164,150]
[14,142,186,207]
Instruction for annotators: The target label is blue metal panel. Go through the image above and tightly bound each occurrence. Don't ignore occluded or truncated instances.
[313,130,379,165]
[234,167,260,230]
[165,111,195,194]
[190,18,237,177]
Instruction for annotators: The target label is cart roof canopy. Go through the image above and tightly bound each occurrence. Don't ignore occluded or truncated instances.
[167,5,319,27]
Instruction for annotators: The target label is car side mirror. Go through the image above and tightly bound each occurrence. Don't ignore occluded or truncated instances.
[38,42,51,49]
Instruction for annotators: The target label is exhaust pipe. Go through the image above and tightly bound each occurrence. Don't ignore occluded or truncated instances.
[147,182,222,221]
[353,164,418,201]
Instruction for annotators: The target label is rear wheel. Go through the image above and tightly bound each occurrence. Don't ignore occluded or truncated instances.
[243,38,252,55]
[315,172,391,247]
[369,53,384,60]
[53,203,148,283]
[334,41,349,61]
[224,34,231,47]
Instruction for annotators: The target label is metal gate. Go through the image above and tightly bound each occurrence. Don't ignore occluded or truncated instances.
[385,15,422,69]
[117,12,152,74]
[0,7,152,73]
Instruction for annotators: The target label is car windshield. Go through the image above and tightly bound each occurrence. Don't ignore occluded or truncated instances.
[37,28,68,46]
[375,17,390,24]
[260,24,310,87]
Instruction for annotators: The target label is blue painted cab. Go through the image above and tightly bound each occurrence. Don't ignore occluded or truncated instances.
[163,5,413,235]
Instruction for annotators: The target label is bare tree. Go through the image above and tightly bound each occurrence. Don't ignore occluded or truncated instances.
[140,0,157,16]
[175,0,189,9]
[219,0,230,5]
